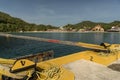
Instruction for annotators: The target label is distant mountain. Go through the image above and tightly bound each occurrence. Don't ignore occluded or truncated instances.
[1,11,120,32]
[0,11,58,32]
[63,21,120,31]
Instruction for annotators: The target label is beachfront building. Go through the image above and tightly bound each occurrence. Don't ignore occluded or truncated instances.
[107,26,120,32]
[91,25,104,32]
[78,29,86,32]
[47,29,62,32]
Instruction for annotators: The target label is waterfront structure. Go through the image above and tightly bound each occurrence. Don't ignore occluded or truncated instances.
[0,33,120,80]
[107,26,120,32]
[78,29,85,32]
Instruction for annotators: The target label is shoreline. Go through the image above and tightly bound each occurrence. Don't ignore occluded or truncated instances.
[6,31,120,34]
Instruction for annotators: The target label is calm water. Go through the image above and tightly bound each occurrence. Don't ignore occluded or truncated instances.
[0,32,120,58]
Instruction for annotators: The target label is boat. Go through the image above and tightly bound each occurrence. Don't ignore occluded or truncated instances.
[0,33,120,80]
[107,26,120,32]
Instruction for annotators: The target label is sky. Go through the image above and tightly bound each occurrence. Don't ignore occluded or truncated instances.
[0,0,120,26]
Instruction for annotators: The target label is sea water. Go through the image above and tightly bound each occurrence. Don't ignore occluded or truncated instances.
[0,32,120,58]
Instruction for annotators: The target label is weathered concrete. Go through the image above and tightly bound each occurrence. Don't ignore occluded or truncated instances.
[64,59,120,80]
[108,59,120,72]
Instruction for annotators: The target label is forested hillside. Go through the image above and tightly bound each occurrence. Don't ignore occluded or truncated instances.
[0,11,58,32]
[63,21,120,31]
[0,11,120,32]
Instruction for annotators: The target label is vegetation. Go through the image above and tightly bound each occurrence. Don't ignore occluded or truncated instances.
[63,21,120,31]
[0,11,58,32]
[0,11,120,32]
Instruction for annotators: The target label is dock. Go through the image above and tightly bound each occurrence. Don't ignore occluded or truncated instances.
[0,33,107,50]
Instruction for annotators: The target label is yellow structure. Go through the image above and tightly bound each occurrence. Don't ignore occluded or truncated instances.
[46,51,120,66]
[0,33,120,80]
[0,50,120,80]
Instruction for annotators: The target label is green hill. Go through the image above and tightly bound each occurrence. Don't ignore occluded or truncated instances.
[0,11,120,32]
[0,11,58,32]
[63,21,120,31]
